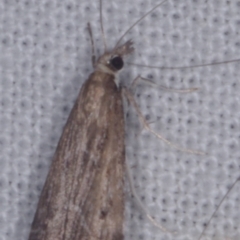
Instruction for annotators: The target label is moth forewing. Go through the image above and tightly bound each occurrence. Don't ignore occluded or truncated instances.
[28,39,134,239]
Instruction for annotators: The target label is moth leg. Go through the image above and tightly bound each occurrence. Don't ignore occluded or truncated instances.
[130,75,198,93]
[87,22,96,68]
[130,75,154,90]
[122,88,204,155]
[125,154,176,234]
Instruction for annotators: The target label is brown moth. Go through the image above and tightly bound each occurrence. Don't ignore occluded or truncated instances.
[27,0,168,238]
[28,29,133,240]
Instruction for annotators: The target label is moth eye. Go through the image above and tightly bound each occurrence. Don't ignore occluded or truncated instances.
[110,56,124,70]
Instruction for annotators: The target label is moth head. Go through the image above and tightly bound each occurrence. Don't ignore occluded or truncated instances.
[96,40,134,74]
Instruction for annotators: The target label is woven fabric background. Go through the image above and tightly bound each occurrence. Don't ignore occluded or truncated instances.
[1,0,240,240]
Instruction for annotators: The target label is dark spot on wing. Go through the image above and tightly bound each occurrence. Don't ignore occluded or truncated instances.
[100,209,108,219]
[112,232,124,240]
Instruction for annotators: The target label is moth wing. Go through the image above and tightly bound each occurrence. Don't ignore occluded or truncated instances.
[29,72,125,240]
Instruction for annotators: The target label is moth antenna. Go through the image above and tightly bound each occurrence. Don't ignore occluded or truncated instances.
[87,23,96,67]
[127,58,240,70]
[100,0,107,51]
[198,176,240,240]
[114,0,168,49]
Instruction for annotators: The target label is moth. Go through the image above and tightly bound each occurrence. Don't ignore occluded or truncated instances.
[27,20,131,240]
[27,0,164,239]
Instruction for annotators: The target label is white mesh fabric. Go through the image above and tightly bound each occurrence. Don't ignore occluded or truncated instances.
[0,0,240,240]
